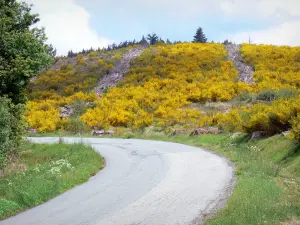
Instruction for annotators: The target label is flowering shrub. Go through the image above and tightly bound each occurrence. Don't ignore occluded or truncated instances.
[27,42,300,140]
[218,97,300,135]
[25,92,97,132]
[82,43,248,129]
[241,44,300,90]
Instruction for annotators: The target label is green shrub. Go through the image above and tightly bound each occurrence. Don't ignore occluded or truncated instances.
[235,92,256,102]
[277,88,297,99]
[256,89,297,102]
[0,97,25,168]
[256,89,278,101]
[65,118,90,134]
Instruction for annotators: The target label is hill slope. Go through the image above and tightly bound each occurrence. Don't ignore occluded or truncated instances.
[27,43,300,142]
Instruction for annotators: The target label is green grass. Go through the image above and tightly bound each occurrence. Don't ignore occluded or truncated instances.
[0,142,104,220]
[130,133,300,225]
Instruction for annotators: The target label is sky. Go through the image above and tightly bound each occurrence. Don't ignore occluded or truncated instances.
[25,0,300,55]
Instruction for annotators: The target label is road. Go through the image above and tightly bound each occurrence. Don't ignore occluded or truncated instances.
[0,137,234,225]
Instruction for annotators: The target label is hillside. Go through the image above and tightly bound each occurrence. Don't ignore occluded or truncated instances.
[27,42,300,140]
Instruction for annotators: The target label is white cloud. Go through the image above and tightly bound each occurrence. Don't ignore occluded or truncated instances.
[228,20,300,46]
[218,0,300,46]
[25,0,113,55]
[219,0,300,20]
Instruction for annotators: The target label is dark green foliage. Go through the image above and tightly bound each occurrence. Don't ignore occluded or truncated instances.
[0,0,55,104]
[147,33,159,45]
[166,39,172,44]
[139,35,148,45]
[0,97,25,168]
[0,1,52,166]
[223,39,233,45]
[68,39,140,57]
[193,27,207,43]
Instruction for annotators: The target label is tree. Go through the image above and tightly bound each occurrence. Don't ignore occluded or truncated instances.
[222,39,232,45]
[193,27,207,43]
[139,35,148,45]
[0,0,55,104]
[147,33,159,45]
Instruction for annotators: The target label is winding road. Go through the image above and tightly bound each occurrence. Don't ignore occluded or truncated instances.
[0,137,234,225]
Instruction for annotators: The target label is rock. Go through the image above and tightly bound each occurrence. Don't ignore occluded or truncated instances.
[230,132,242,139]
[250,131,266,140]
[172,130,187,136]
[190,127,221,136]
[105,130,116,136]
[0,170,3,177]
[92,130,115,136]
[60,105,73,118]
[225,44,254,84]
[92,130,105,136]
[28,128,37,133]
[282,130,291,137]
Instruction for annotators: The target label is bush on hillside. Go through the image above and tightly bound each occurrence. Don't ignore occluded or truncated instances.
[65,118,90,134]
[218,97,300,136]
[256,89,297,101]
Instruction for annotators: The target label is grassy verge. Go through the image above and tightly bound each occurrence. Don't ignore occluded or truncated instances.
[0,142,104,220]
[132,133,300,225]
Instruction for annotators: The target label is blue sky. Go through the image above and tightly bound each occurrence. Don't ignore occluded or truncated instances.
[75,0,270,43]
[26,0,300,55]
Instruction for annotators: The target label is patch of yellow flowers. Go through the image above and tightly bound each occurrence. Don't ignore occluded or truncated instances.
[26,43,300,140]
[81,43,249,129]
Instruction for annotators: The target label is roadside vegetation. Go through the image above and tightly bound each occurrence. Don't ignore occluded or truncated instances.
[0,0,54,168]
[0,141,103,220]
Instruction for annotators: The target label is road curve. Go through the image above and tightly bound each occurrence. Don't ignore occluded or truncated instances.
[0,137,234,225]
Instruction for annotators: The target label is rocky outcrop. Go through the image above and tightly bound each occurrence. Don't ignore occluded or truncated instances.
[95,46,145,96]
[225,44,254,84]
[92,130,115,136]
[60,105,73,119]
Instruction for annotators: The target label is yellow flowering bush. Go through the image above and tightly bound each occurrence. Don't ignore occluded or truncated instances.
[25,101,61,133]
[218,97,300,135]
[241,44,300,90]
[26,92,97,132]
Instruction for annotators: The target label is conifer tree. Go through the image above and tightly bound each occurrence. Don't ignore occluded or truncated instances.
[193,27,207,43]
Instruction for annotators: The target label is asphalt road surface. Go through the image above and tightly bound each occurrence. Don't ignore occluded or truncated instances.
[0,137,234,225]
